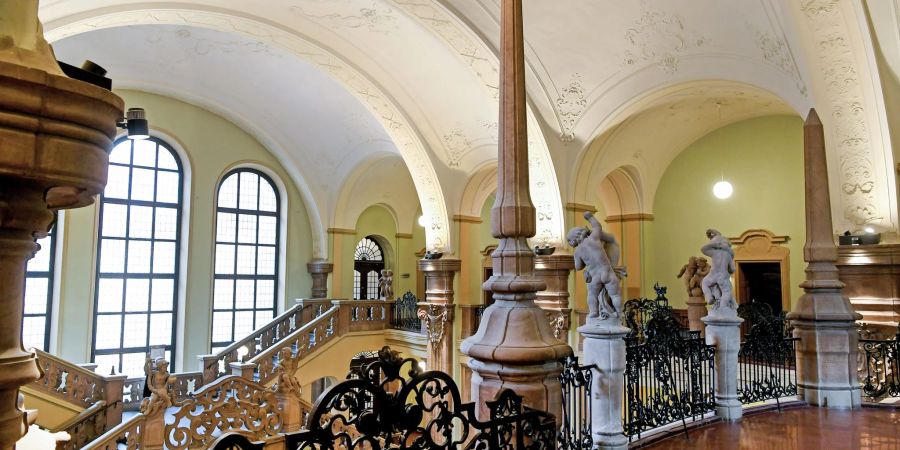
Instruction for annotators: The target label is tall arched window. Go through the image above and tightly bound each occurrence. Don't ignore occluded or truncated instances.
[353,237,384,300]
[211,169,280,351]
[92,138,184,377]
[22,222,58,351]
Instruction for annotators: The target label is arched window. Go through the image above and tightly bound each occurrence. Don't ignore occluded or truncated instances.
[22,222,58,351]
[211,169,280,351]
[92,138,184,377]
[353,237,384,300]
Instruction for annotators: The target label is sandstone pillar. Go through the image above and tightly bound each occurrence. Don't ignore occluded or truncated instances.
[786,109,862,409]
[460,0,572,420]
[306,258,333,299]
[702,315,743,420]
[686,297,707,333]
[579,324,629,450]
[417,258,460,374]
[534,253,574,341]
[0,5,123,447]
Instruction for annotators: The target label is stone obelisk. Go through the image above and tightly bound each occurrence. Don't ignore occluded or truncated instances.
[460,0,572,420]
[0,2,123,447]
[786,108,862,408]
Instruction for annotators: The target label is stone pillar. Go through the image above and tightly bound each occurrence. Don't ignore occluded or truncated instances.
[686,297,707,333]
[306,258,333,299]
[786,109,862,409]
[702,314,743,420]
[460,0,572,420]
[534,253,574,341]
[0,6,123,447]
[579,324,629,450]
[417,259,460,374]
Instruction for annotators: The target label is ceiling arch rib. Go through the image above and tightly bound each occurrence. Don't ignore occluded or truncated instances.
[43,5,453,253]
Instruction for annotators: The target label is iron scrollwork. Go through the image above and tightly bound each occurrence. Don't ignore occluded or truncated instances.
[558,356,594,450]
[858,326,900,401]
[736,300,798,407]
[284,346,556,449]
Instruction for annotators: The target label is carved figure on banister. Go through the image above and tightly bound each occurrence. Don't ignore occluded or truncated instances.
[567,211,627,321]
[273,348,302,398]
[378,269,393,300]
[140,356,174,416]
[701,229,737,313]
[677,256,710,298]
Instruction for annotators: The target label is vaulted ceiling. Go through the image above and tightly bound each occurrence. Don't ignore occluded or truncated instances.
[40,0,816,254]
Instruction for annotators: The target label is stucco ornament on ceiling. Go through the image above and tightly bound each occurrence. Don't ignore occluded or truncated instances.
[800,0,884,227]
[556,73,586,143]
[443,128,471,168]
[622,7,709,75]
[289,1,399,34]
[755,30,807,97]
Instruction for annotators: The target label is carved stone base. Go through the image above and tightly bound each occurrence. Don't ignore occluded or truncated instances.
[686,296,708,333]
[306,259,333,299]
[579,322,629,450]
[467,358,564,422]
[702,314,743,421]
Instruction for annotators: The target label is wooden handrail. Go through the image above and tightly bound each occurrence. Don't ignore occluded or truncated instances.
[31,349,126,409]
[248,305,341,384]
[80,413,145,450]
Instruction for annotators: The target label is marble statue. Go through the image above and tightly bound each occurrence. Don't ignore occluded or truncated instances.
[140,355,174,416]
[677,256,710,298]
[701,229,736,311]
[378,269,393,300]
[568,211,627,321]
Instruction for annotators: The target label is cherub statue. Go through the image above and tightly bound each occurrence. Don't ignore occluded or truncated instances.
[140,355,174,416]
[677,256,699,298]
[378,269,393,300]
[701,229,736,311]
[273,348,302,398]
[677,256,710,298]
[567,211,627,321]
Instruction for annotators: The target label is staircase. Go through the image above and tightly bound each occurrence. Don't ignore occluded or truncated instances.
[20,297,423,449]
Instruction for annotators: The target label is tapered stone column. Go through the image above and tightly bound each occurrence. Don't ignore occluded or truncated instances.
[0,4,123,447]
[534,253,574,341]
[702,314,743,420]
[460,0,572,420]
[417,258,460,374]
[786,109,862,409]
[306,258,333,299]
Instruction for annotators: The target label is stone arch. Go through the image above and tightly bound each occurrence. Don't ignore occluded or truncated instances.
[598,166,644,218]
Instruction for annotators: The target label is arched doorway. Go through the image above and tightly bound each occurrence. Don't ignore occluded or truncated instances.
[353,236,384,300]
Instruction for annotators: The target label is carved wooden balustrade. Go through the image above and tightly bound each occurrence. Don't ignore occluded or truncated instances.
[246,305,340,384]
[121,371,203,411]
[51,400,117,450]
[80,413,145,450]
[164,375,284,449]
[198,299,334,384]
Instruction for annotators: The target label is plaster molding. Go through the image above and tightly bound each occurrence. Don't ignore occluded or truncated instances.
[43,6,453,252]
[622,7,709,75]
[555,73,587,143]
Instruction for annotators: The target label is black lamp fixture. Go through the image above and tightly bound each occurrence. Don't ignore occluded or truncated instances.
[119,108,150,140]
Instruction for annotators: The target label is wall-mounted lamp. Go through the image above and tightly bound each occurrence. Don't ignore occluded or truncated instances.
[118,108,149,140]
[713,180,733,199]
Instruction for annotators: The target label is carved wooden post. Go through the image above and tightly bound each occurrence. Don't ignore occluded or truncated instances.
[417,259,460,374]
[102,374,127,430]
[534,254,574,341]
[0,4,123,447]
[460,0,572,420]
[786,109,862,408]
[306,259,333,299]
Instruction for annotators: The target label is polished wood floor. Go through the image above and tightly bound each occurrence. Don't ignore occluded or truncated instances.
[646,407,900,449]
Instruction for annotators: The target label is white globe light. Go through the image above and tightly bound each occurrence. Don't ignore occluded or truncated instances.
[417,215,428,227]
[713,181,733,199]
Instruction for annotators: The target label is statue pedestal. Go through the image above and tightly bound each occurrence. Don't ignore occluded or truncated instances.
[702,312,743,421]
[685,296,707,333]
[579,321,629,450]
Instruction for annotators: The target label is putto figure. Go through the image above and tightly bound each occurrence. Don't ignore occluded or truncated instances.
[140,355,174,416]
[701,229,736,311]
[378,269,393,300]
[677,256,710,298]
[567,211,627,321]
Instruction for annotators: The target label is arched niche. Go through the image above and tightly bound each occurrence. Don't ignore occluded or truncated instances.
[729,229,790,312]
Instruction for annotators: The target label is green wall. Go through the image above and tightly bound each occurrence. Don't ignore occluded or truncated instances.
[55,90,314,370]
[651,115,805,309]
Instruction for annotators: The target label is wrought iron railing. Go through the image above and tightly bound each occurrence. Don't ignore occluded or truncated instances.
[737,301,798,408]
[858,329,899,401]
[558,356,594,450]
[283,346,557,449]
[622,285,715,441]
[390,291,422,332]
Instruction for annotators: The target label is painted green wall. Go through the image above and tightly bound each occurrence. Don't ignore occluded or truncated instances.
[651,115,805,309]
[55,90,314,371]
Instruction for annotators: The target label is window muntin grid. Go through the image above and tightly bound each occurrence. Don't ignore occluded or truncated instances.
[23,223,58,351]
[353,237,384,300]
[92,138,183,377]
[211,169,280,350]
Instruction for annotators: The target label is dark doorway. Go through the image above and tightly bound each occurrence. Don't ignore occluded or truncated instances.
[737,262,783,313]
[482,267,495,306]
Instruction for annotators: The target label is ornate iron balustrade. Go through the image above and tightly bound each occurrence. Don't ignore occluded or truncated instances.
[558,356,594,450]
[623,287,715,441]
[858,327,900,401]
[284,346,557,449]
[390,291,422,332]
[737,301,798,408]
